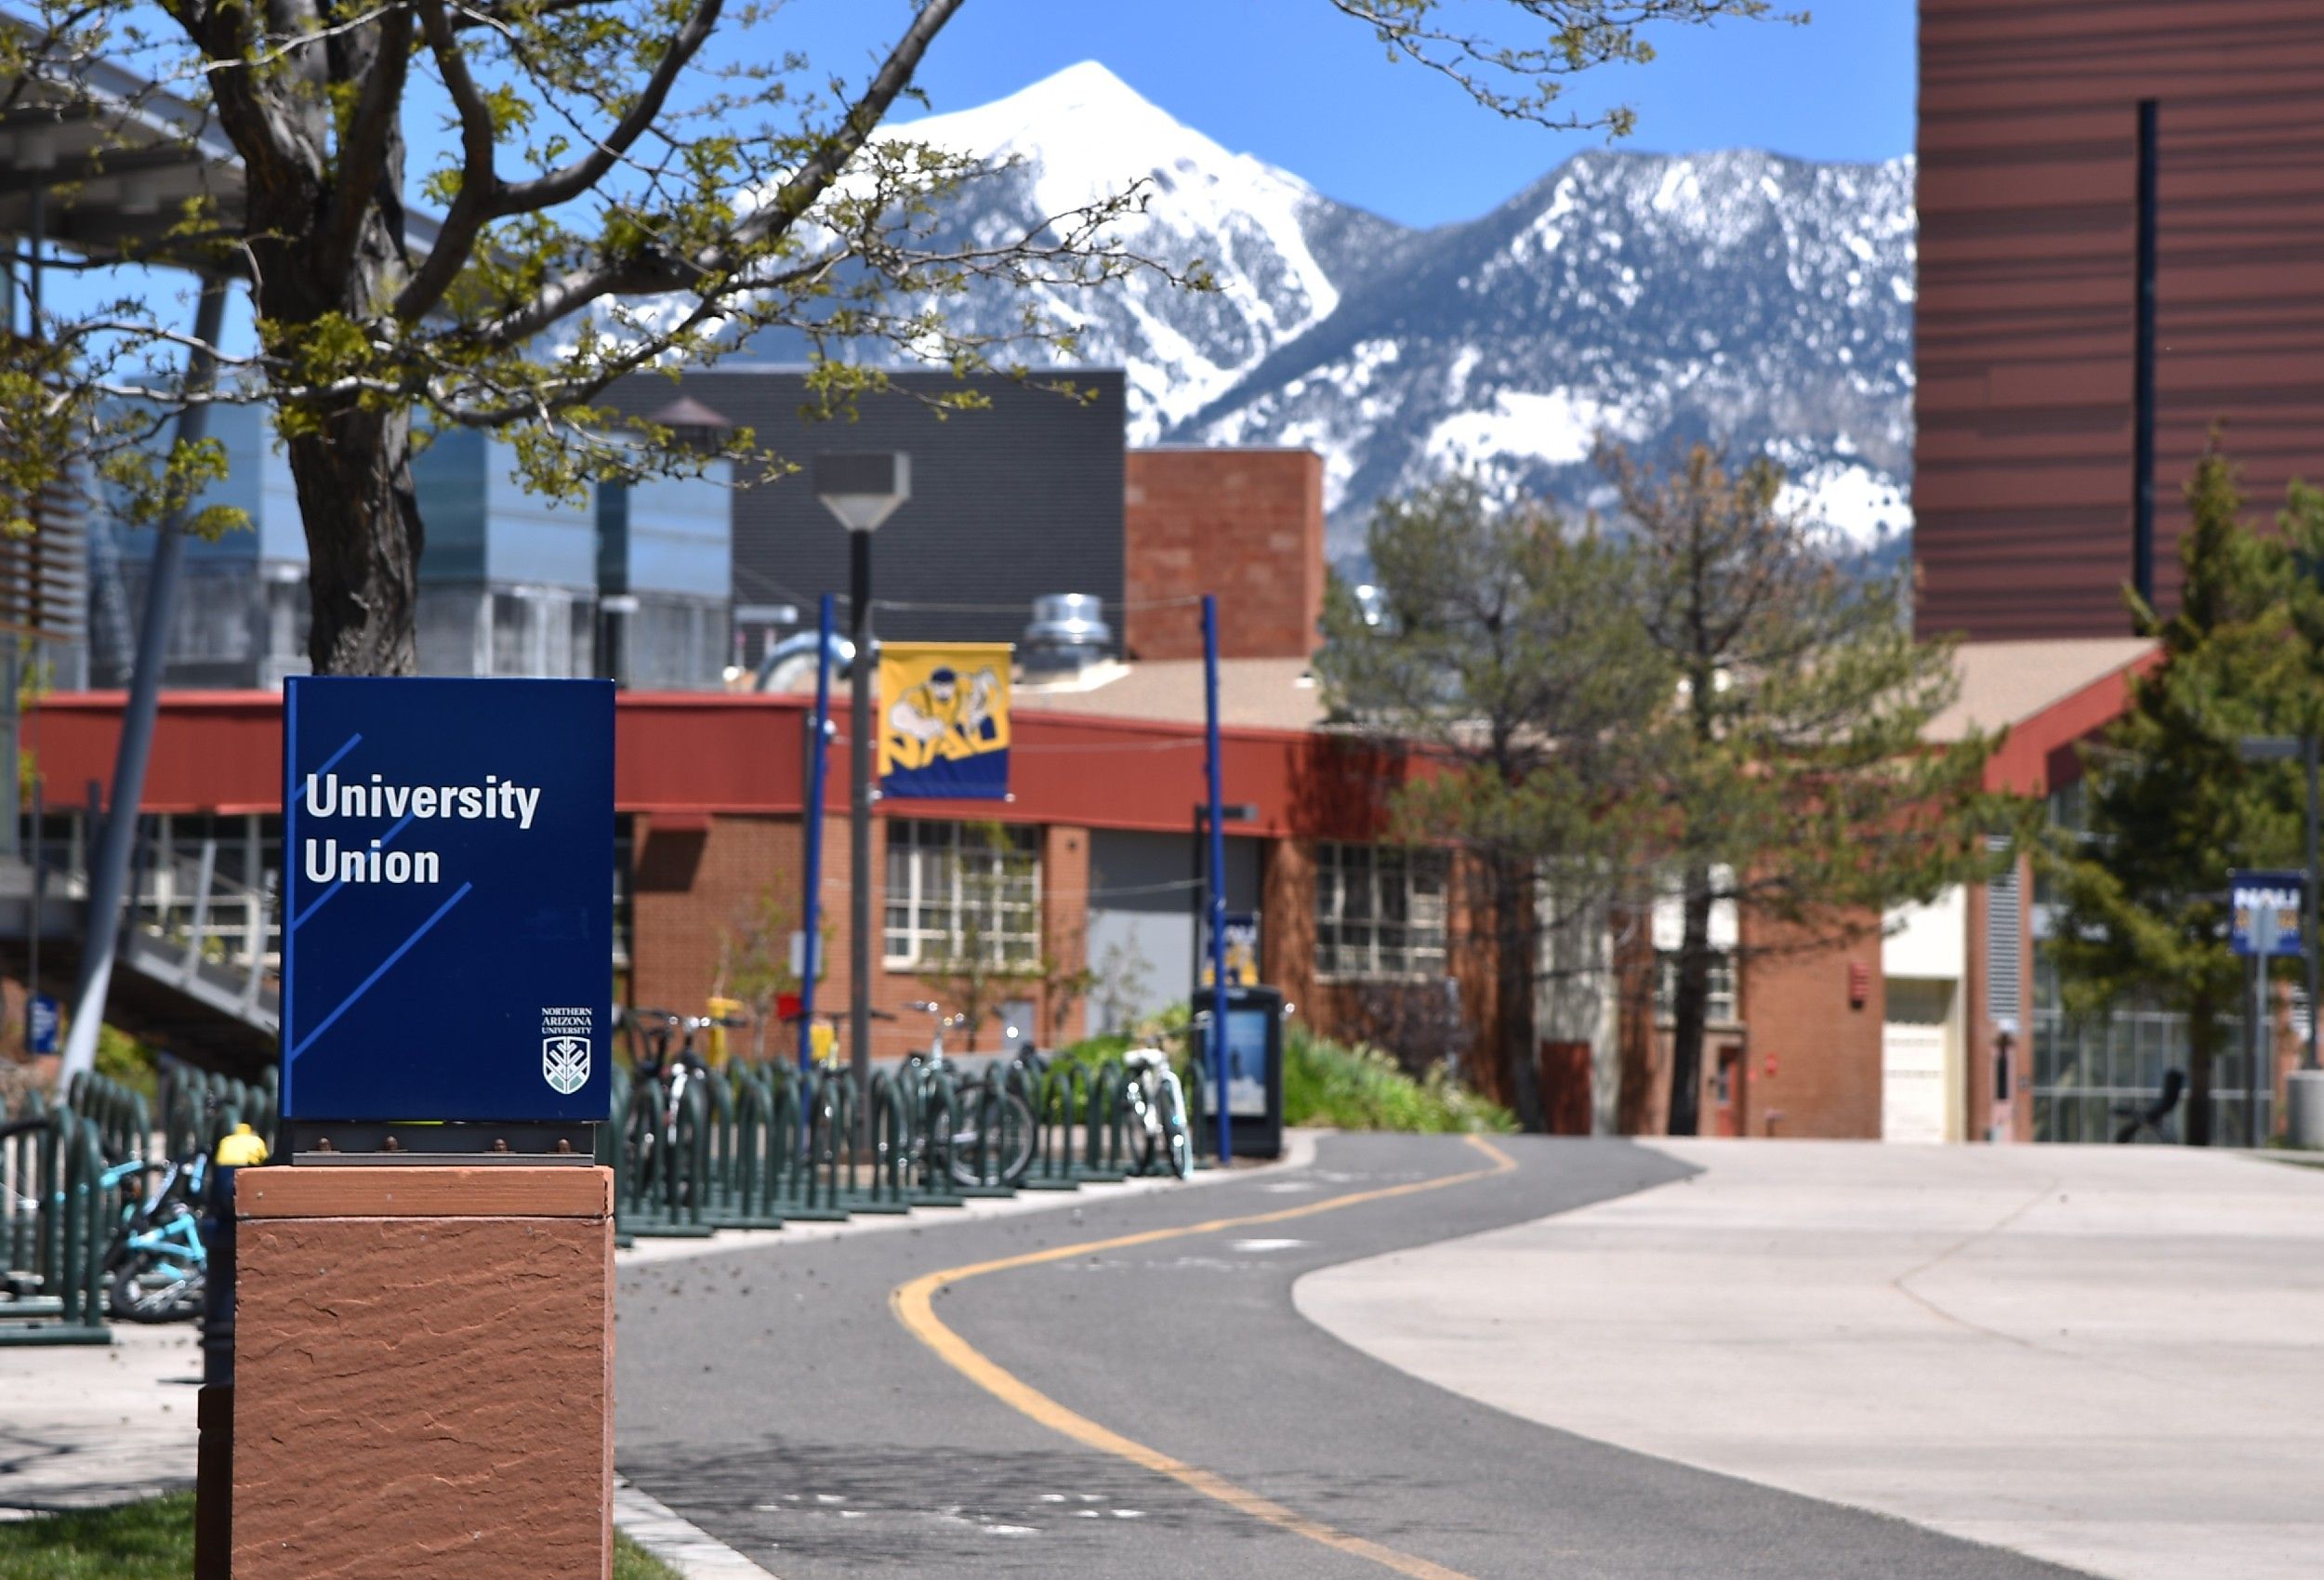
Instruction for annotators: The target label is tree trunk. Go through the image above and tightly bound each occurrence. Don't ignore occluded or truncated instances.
[1494,854,1546,1133]
[287,403,425,676]
[1666,869,1714,1138]
[233,62,421,678]
[2185,988,2216,1147]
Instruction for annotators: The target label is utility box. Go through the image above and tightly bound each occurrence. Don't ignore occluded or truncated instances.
[1199,984,1285,1159]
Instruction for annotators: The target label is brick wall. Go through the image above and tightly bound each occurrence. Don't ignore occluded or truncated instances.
[1037,823,1092,1046]
[629,810,1902,1138]
[1738,915,1886,1139]
[634,811,1098,1065]
[629,812,804,1028]
[1261,838,1317,1023]
[1124,449,1326,662]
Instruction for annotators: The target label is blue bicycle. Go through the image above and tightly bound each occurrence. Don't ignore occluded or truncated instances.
[100,1152,209,1323]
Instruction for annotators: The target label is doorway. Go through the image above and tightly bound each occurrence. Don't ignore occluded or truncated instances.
[1712,1044,1747,1138]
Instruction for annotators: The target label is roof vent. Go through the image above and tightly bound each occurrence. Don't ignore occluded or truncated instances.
[1022,593,1112,677]
[646,395,733,454]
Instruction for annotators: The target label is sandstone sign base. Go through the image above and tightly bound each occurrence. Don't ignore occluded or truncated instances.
[231,1165,614,1579]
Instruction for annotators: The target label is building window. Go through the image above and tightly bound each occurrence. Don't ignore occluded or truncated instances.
[883,820,1041,968]
[1314,841,1448,980]
[1656,952,1738,1024]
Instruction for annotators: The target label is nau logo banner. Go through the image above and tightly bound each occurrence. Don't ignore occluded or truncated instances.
[879,642,1011,799]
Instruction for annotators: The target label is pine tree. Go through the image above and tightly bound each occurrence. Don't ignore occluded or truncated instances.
[1600,441,2004,1137]
[2043,448,2305,1146]
[1315,477,1670,1131]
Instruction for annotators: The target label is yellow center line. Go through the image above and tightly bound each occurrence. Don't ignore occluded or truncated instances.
[890,1133,1518,1580]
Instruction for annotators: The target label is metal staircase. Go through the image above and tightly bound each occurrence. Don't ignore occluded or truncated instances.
[0,812,280,1073]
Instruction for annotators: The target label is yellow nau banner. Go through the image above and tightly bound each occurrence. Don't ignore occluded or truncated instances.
[878,642,1011,799]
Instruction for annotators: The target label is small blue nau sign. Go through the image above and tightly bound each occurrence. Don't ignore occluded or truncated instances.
[281,678,614,1124]
[2229,868,2306,960]
[26,994,58,1055]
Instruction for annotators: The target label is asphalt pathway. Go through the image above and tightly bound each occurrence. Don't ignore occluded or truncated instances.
[616,1133,2091,1579]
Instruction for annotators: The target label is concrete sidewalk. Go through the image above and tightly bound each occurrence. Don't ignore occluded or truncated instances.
[0,1324,201,1513]
[1297,1140,2324,1580]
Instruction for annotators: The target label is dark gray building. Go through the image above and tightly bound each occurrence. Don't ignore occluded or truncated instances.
[603,367,1126,655]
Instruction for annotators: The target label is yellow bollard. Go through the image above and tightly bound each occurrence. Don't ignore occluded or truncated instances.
[706,996,744,1066]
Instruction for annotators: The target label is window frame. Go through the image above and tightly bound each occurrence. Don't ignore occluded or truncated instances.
[881,819,1043,970]
[1313,839,1449,982]
[1655,950,1739,1025]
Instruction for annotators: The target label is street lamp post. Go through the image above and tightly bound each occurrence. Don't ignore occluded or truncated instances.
[814,454,910,1150]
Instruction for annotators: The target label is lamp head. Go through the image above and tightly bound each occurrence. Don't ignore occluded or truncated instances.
[814,452,911,533]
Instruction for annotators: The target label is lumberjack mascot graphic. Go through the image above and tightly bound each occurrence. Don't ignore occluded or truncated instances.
[885,664,1002,770]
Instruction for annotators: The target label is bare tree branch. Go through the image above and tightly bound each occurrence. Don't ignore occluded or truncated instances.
[482,0,720,217]
[397,0,498,318]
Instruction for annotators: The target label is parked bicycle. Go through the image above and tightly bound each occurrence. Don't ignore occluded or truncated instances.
[99,1150,209,1323]
[1121,1044,1193,1179]
[623,1005,749,1203]
[902,1001,1037,1189]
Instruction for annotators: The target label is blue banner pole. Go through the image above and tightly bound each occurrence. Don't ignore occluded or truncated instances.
[798,595,835,1071]
[1203,594,1231,1165]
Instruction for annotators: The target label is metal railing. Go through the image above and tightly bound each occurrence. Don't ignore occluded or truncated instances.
[1,1093,116,1345]
[24,810,282,1038]
[119,817,281,1034]
[605,1048,1202,1242]
[0,1067,277,1345]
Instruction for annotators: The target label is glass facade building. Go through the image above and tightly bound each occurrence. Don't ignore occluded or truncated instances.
[96,411,733,688]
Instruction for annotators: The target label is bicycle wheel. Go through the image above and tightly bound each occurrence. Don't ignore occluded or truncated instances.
[1124,1080,1160,1177]
[108,1255,205,1329]
[1159,1081,1192,1180]
[948,1085,1037,1188]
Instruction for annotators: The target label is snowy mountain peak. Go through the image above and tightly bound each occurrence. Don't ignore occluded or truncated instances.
[890,62,1353,434]
[895,59,1314,206]
[878,71,1917,559]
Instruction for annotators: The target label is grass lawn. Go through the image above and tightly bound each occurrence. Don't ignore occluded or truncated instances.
[0,1493,684,1579]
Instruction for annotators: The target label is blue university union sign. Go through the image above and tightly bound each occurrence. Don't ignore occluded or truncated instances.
[280,677,614,1123]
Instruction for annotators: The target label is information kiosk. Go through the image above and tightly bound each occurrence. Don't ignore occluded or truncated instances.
[1200,983,1286,1159]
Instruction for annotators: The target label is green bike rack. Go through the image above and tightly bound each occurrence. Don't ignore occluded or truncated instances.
[0,1110,113,1346]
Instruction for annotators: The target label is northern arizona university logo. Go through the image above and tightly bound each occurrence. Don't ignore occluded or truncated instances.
[543,1036,589,1095]
[540,1006,595,1094]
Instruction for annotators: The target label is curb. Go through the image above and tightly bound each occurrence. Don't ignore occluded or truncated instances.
[615,1477,780,1579]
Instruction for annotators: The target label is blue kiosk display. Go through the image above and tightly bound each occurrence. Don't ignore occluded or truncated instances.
[280,677,614,1152]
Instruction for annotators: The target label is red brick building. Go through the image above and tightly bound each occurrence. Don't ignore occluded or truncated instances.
[26,631,2156,1140]
[24,413,2180,1139]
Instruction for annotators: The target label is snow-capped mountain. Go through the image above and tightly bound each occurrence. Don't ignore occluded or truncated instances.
[880,63,1915,560]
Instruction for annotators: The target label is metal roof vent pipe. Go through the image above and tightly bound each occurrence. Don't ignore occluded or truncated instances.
[1022,593,1113,678]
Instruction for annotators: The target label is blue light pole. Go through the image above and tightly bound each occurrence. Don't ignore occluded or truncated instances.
[1202,594,1230,1164]
[797,594,836,1070]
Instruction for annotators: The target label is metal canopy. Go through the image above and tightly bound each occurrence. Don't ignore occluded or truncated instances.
[0,21,439,270]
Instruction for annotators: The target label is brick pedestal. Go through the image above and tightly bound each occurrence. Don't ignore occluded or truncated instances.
[231,1165,614,1579]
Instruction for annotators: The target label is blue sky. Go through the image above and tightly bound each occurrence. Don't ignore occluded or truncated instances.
[800,0,1917,229]
[35,3,1915,353]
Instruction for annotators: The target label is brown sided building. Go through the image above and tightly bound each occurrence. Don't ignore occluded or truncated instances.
[1916,0,2324,639]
